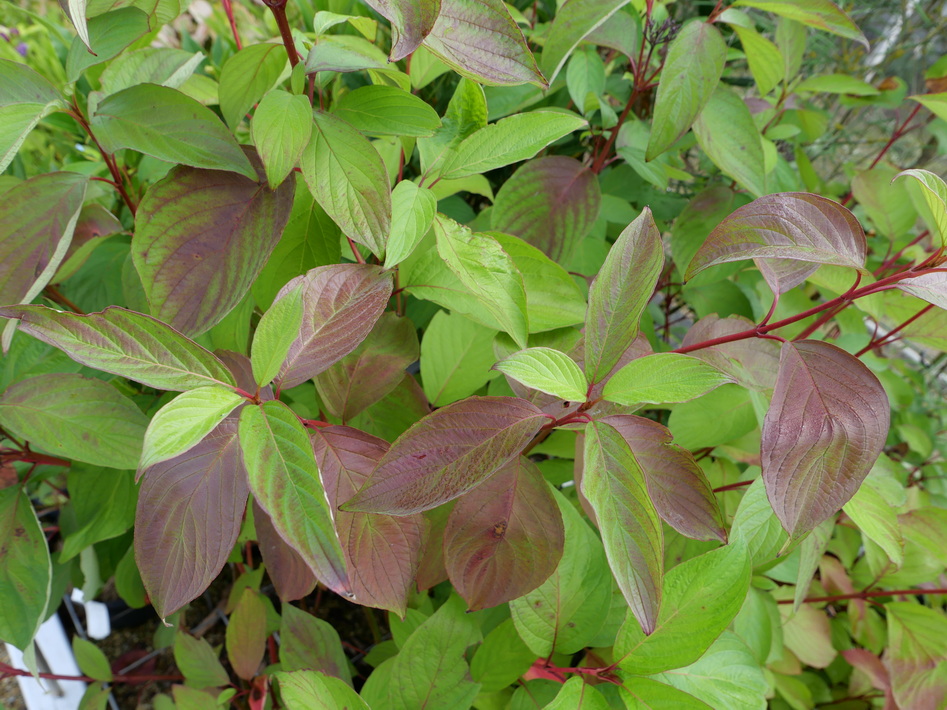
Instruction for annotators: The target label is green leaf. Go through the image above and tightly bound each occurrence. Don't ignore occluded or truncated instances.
[693,87,766,197]
[219,43,287,128]
[440,110,585,179]
[795,73,880,95]
[0,306,237,391]
[280,603,352,682]
[387,595,482,709]
[510,489,612,656]
[850,164,917,239]
[668,385,758,451]
[895,169,947,247]
[417,77,486,175]
[61,465,136,560]
[420,310,498,407]
[139,386,245,472]
[0,60,64,174]
[239,401,349,595]
[585,208,664,383]
[65,7,151,82]
[59,0,92,51]
[0,487,50,651]
[91,84,256,179]
[732,26,784,97]
[384,181,437,268]
[301,111,392,257]
[494,347,587,402]
[583,420,664,634]
[423,0,546,87]
[251,285,304,386]
[911,92,947,123]
[567,47,606,113]
[174,633,229,688]
[620,677,712,709]
[73,637,113,682]
[97,47,204,98]
[646,21,726,160]
[842,483,903,568]
[539,0,630,84]
[469,619,536,693]
[434,214,529,348]
[277,670,370,710]
[602,353,734,406]
[226,588,267,681]
[252,91,312,189]
[0,373,147,469]
[615,542,750,674]
[546,677,611,709]
[733,0,867,47]
[885,602,947,709]
[332,85,441,136]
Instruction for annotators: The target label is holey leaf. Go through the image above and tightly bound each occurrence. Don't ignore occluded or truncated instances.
[494,347,587,402]
[685,193,867,293]
[275,264,393,390]
[301,111,392,257]
[602,353,734,406]
[582,420,663,635]
[136,420,248,619]
[443,456,564,610]
[422,0,546,87]
[240,401,350,596]
[343,396,548,515]
[132,151,294,337]
[763,341,890,540]
[646,21,727,161]
[311,426,423,616]
[0,306,236,391]
[585,207,664,383]
[360,0,441,61]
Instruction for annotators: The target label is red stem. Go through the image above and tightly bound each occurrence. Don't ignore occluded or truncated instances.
[875,230,930,276]
[347,237,366,264]
[69,103,137,217]
[855,303,935,357]
[713,480,753,493]
[778,587,947,605]
[1,450,71,468]
[265,0,300,68]
[0,661,182,684]
[221,0,243,49]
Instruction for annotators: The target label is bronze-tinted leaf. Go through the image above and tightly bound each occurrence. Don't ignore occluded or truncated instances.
[490,156,601,263]
[315,313,419,421]
[132,151,294,336]
[762,340,890,540]
[280,603,352,684]
[361,0,442,61]
[681,314,781,391]
[686,193,867,293]
[895,271,947,311]
[311,426,423,616]
[253,500,316,602]
[343,396,548,515]
[601,415,726,543]
[443,456,563,610]
[135,420,248,619]
[275,265,394,390]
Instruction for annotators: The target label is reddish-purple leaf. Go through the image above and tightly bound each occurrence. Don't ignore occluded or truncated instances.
[314,313,419,421]
[275,264,393,390]
[416,504,452,591]
[762,340,890,540]
[0,172,87,314]
[343,396,548,515]
[585,208,664,383]
[443,456,563,610]
[883,602,947,710]
[681,315,781,391]
[361,0,442,61]
[600,415,726,543]
[132,150,294,336]
[216,351,274,401]
[135,420,248,619]
[582,420,663,635]
[686,193,867,293]
[253,500,316,602]
[280,603,352,684]
[490,156,601,263]
[311,426,423,616]
[895,271,947,311]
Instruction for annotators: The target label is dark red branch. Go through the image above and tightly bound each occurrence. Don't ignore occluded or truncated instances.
[778,587,947,605]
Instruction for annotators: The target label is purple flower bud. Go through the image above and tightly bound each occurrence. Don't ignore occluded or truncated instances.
[0,32,9,42]
[16,42,27,57]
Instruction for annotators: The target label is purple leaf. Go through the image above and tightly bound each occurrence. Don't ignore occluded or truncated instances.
[600,415,727,543]
[490,156,601,263]
[361,0,442,60]
[422,0,546,87]
[685,193,867,293]
[443,456,563,610]
[315,313,419,421]
[132,149,294,336]
[135,420,248,619]
[215,351,274,401]
[275,264,393,390]
[342,396,548,515]
[585,207,664,383]
[311,426,423,616]
[763,340,890,540]
[416,504,452,591]
[253,500,316,602]
[0,172,87,315]
[0,306,237,391]
[582,420,664,635]
[681,314,781,391]
[895,271,947,310]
